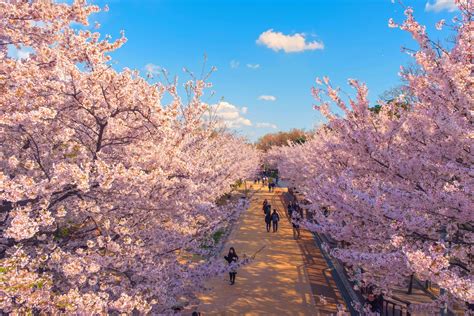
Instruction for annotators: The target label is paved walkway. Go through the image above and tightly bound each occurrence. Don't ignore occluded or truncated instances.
[198,183,346,315]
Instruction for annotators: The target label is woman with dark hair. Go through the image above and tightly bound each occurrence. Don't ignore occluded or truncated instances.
[224,247,239,285]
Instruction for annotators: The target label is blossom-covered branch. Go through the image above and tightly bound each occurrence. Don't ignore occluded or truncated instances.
[270,1,473,309]
[0,0,259,313]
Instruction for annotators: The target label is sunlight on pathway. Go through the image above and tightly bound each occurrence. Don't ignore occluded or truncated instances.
[197,183,345,315]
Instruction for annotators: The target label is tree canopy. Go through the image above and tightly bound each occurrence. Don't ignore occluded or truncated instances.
[256,129,309,151]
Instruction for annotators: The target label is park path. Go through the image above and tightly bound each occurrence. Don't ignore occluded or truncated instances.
[198,183,346,315]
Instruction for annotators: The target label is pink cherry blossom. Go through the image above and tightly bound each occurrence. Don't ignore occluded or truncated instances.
[0,1,259,313]
[269,2,473,310]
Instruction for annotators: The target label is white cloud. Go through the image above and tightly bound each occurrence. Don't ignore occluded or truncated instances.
[256,29,324,53]
[8,45,33,60]
[314,120,325,130]
[209,101,252,128]
[230,60,240,69]
[258,95,277,102]
[425,0,457,12]
[145,63,161,75]
[17,49,31,59]
[256,122,277,129]
[246,63,260,69]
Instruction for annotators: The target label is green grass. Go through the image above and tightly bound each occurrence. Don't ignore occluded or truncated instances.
[212,229,225,244]
[199,228,226,251]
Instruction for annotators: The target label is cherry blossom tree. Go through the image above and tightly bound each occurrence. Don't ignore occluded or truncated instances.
[270,1,473,309]
[0,0,258,313]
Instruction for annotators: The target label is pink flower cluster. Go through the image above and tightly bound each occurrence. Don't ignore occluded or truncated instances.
[269,3,473,309]
[0,1,259,313]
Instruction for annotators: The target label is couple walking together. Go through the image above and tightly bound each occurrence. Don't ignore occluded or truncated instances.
[262,199,280,232]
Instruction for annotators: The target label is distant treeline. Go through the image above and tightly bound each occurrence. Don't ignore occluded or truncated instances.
[255,128,310,151]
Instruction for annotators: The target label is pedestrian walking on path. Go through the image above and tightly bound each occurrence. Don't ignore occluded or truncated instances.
[263,202,271,216]
[224,247,239,285]
[365,293,383,314]
[271,209,280,232]
[264,210,272,232]
[262,199,268,213]
[287,202,294,218]
[291,212,301,240]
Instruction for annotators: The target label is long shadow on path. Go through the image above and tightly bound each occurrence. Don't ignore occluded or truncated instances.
[198,184,345,315]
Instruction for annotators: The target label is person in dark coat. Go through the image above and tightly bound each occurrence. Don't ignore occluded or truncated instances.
[264,208,272,232]
[264,203,271,216]
[224,247,239,285]
[271,209,280,232]
[287,202,294,218]
[262,199,268,213]
[366,293,383,314]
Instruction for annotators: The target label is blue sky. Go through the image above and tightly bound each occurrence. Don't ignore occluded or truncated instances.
[90,0,458,141]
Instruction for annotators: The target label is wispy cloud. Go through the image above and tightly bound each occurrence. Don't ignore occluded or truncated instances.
[256,29,324,53]
[208,101,251,128]
[246,63,260,69]
[230,60,240,69]
[256,122,277,129]
[258,95,277,102]
[17,49,31,59]
[314,120,325,130]
[145,63,161,75]
[8,46,33,60]
[425,0,457,12]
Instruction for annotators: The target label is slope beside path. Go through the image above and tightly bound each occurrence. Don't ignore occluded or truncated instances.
[197,183,346,315]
